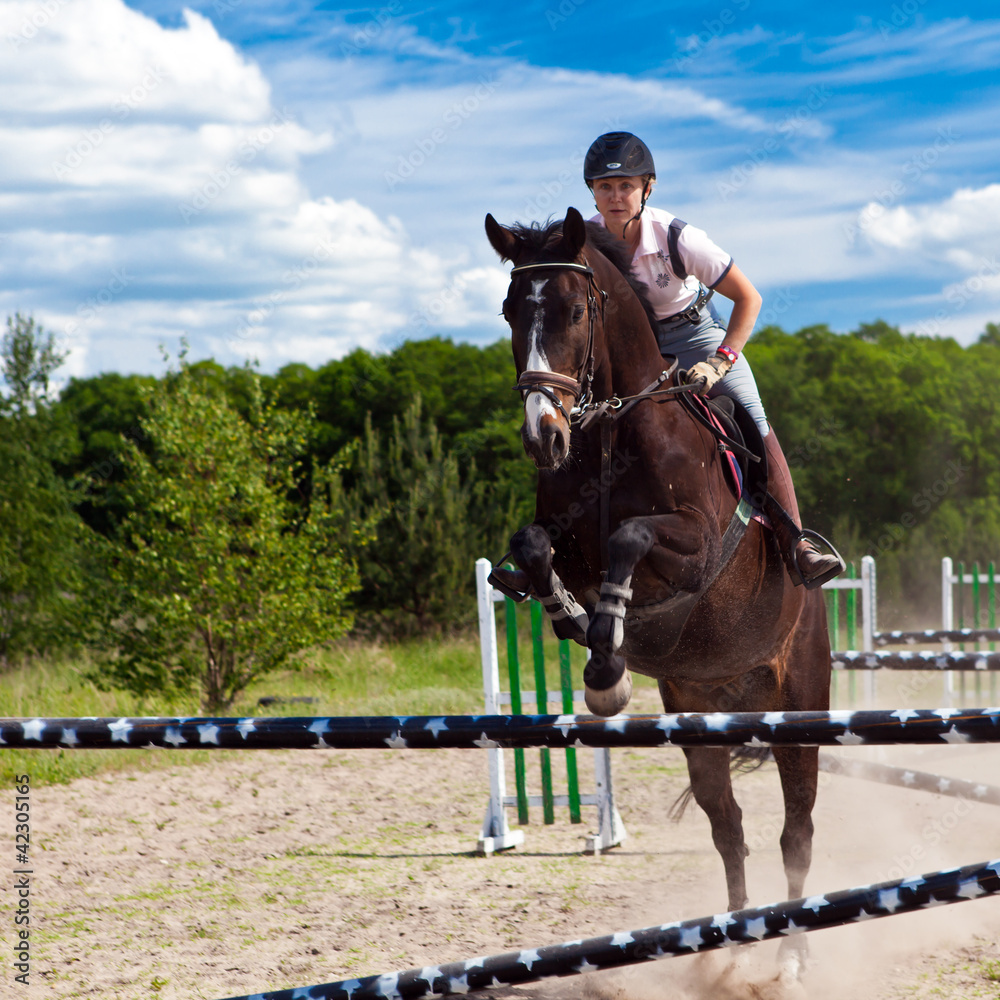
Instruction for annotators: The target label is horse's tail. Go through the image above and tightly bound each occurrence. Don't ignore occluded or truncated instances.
[667,746,773,822]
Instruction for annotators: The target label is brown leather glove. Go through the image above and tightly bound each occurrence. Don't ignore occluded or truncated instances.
[683,352,734,394]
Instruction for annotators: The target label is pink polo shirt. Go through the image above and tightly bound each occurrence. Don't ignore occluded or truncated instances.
[590,206,733,320]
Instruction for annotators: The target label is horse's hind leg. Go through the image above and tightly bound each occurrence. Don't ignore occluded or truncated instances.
[772,745,818,900]
[771,745,819,981]
[682,746,749,911]
[507,524,589,643]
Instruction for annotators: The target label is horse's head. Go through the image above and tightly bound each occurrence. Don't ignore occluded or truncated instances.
[485,207,599,470]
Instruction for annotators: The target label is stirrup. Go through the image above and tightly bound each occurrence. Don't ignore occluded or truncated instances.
[794,529,846,590]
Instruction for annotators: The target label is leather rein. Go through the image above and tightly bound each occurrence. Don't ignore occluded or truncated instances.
[507,257,758,579]
[509,259,604,421]
[508,259,696,425]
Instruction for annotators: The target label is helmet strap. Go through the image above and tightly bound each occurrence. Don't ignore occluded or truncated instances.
[622,187,649,243]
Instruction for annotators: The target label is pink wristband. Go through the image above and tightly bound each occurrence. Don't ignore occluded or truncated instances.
[716,344,739,364]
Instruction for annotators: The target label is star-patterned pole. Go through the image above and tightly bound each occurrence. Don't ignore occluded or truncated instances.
[210,859,1000,1000]
[1,709,999,750]
[832,650,1000,670]
[818,753,1000,805]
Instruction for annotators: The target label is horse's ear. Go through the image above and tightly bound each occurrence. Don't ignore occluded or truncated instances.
[559,207,587,260]
[485,213,520,263]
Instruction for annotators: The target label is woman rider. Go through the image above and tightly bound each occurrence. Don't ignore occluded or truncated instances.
[584,131,842,588]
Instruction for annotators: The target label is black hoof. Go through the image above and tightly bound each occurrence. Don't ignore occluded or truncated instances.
[488,566,531,602]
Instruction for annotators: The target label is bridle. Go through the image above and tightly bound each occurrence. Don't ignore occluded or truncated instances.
[508,259,607,422]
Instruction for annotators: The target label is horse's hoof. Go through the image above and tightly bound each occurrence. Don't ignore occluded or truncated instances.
[488,566,531,602]
[585,669,632,716]
[776,936,809,984]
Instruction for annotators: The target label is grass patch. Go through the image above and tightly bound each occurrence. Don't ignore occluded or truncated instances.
[1,605,661,789]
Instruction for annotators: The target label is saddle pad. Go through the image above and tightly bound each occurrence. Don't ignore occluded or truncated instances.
[688,393,744,498]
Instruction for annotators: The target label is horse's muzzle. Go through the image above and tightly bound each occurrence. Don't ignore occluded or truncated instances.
[522,412,570,469]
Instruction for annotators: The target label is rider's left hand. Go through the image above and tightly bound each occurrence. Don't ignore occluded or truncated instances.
[683,354,733,394]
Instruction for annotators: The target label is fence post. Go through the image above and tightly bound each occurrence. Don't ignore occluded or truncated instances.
[531,601,556,825]
[559,640,582,824]
[941,557,954,707]
[505,599,530,825]
[476,559,526,855]
[586,736,627,854]
[861,556,876,705]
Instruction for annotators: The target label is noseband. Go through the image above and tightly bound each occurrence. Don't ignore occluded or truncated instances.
[509,259,607,422]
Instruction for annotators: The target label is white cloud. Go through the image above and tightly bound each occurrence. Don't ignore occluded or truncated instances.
[861,183,1000,265]
[0,0,500,376]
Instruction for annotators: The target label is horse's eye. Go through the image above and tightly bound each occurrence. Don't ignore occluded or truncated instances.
[501,299,512,321]
[572,305,586,325]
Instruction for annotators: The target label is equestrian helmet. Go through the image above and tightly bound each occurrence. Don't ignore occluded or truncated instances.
[584,132,656,184]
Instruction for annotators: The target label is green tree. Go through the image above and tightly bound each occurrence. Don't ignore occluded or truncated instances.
[85,360,359,711]
[337,398,515,632]
[0,314,83,664]
[978,321,1000,347]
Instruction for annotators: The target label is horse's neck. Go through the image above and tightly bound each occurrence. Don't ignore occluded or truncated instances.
[600,305,669,397]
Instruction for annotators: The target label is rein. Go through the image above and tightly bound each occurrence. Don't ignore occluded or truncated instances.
[508,257,758,577]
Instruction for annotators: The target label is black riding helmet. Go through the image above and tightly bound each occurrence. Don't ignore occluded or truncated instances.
[583,131,656,183]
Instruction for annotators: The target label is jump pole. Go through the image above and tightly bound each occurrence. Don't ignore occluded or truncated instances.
[817,752,1000,806]
[476,559,624,854]
[209,858,1000,1000]
[4,708,1000,750]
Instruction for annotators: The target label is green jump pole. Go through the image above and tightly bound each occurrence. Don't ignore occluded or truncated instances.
[990,562,997,699]
[846,562,857,705]
[973,562,982,702]
[531,601,556,825]
[504,597,530,825]
[559,639,582,824]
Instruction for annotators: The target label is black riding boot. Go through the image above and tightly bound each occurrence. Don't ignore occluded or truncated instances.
[762,428,845,589]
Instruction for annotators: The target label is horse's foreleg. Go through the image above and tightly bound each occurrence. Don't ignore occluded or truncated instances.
[507,524,589,644]
[583,518,656,715]
[683,747,749,911]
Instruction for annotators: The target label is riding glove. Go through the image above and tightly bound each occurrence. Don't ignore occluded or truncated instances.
[684,352,734,394]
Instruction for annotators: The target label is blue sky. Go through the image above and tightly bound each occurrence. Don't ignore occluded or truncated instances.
[2,0,998,379]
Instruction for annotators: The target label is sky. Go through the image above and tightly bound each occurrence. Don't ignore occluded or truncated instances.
[2,0,999,380]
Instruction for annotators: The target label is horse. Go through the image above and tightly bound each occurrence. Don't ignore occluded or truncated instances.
[485,206,832,977]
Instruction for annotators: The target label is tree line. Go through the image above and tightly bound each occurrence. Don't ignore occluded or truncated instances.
[1,313,998,709]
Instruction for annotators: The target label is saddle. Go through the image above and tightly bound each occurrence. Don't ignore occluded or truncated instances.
[684,393,769,510]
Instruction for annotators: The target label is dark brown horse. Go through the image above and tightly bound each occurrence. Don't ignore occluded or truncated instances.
[486,207,831,976]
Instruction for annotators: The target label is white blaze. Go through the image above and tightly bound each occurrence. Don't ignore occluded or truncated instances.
[524,278,557,438]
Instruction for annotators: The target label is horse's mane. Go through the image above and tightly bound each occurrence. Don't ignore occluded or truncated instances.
[504,217,658,329]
